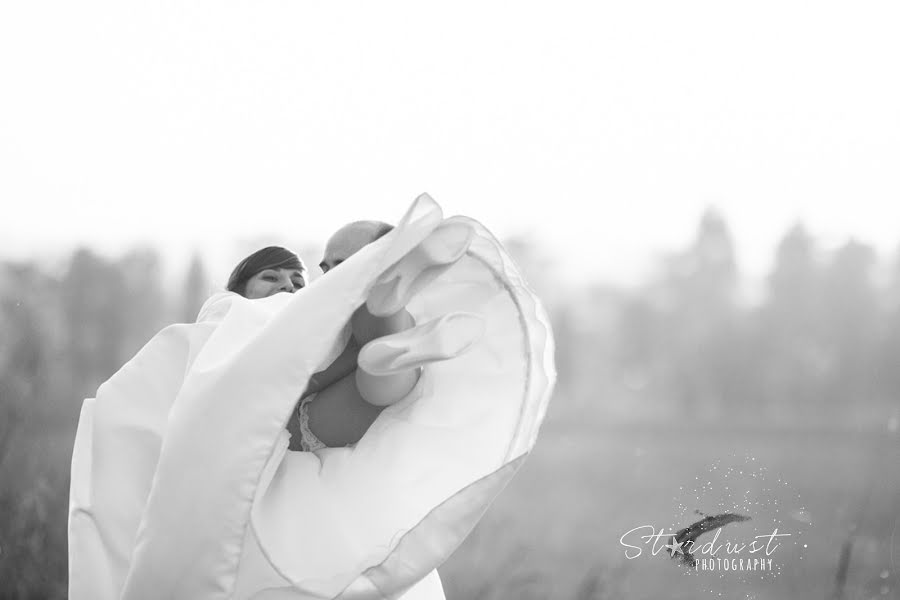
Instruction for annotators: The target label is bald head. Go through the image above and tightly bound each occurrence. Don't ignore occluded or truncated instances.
[320,220,394,273]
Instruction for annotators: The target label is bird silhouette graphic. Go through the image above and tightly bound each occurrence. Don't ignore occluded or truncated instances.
[667,512,751,567]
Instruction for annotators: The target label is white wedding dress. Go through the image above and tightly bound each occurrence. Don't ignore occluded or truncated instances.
[68,194,555,599]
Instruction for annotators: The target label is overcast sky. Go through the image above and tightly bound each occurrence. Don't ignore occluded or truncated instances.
[2,1,898,285]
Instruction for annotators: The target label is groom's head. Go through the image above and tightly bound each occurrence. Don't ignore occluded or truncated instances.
[320,220,393,274]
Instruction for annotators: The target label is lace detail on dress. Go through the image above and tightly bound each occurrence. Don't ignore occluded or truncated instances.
[298,395,327,452]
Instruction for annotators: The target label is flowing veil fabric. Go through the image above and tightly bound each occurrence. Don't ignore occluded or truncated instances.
[68,194,556,599]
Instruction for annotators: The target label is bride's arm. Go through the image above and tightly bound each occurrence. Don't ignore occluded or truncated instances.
[300,336,361,399]
[287,336,361,450]
[288,305,417,449]
[300,304,415,401]
[350,305,420,407]
[303,373,385,447]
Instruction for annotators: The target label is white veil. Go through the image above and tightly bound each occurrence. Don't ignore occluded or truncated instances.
[68,194,556,599]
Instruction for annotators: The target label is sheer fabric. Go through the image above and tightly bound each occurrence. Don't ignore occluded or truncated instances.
[68,194,555,599]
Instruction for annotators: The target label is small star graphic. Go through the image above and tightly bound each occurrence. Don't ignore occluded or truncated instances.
[665,537,685,557]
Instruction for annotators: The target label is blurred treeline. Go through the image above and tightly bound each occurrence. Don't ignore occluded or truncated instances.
[538,210,900,430]
[1,211,899,597]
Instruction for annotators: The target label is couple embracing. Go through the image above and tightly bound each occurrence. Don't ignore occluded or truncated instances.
[68,193,556,600]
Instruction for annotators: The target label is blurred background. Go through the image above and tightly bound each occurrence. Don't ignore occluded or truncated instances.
[1,1,899,598]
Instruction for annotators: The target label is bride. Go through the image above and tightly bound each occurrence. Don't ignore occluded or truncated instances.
[68,194,556,599]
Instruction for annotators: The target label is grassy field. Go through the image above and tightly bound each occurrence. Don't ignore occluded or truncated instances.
[2,408,897,599]
[441,419,900,600]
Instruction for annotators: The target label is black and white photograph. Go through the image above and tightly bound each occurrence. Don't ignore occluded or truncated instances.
[0,2,898,599]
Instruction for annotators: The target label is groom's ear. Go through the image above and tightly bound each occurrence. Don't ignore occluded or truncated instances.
[320,233,354,272]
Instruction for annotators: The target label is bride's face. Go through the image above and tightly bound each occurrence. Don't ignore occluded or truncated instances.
[243,268,306,299]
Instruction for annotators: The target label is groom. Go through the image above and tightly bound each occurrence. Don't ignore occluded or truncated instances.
[319,220,394,274]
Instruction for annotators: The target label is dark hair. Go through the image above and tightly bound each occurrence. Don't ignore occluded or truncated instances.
[227,246,305,296]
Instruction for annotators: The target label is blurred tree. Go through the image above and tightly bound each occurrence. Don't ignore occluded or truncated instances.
[0,262,69,599]
[877,245,900,415]
[819,239,880,416]
[61,248,128,400]
[678,208,739,311]
[117,247,167,358]
[617,296,658,368]
[652,208,746,422]
[758,224,827,422]
[767,224,821,323]
[0,265,48,449]
[561,284,625,420]
[612,292,673,421]
[0,262,67,422]
[179,252,211,323]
